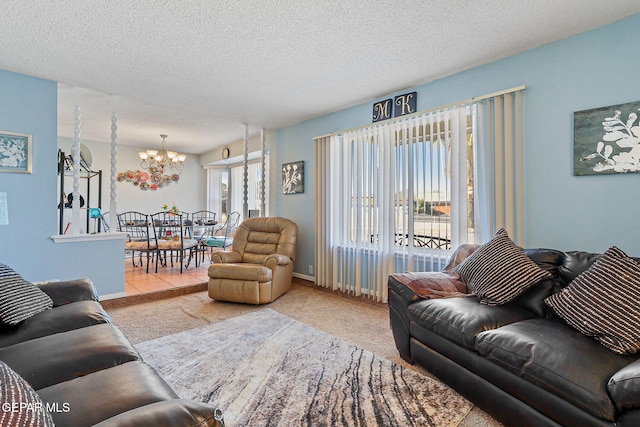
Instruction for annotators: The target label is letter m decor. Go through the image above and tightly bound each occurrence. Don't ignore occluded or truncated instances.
[372,99,392,123]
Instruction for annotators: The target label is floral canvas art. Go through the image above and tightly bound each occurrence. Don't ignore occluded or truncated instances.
[0,131,32,173]
[574,100,640,175]
[282,161,304,194]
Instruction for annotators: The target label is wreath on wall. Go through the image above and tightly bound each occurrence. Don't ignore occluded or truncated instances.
[117,168,180,190]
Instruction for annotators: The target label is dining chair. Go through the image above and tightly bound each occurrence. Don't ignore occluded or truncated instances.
[100,211,111,233]
[150,211,199,273]
[190,210,218,263]
[203,211,241,255]
[117,211,156,273]
[180,211,192,237]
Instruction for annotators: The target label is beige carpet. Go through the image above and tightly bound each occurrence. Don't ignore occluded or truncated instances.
[106,282,502,426]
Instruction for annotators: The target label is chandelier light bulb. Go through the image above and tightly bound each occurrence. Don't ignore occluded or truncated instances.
[138,134,187,176]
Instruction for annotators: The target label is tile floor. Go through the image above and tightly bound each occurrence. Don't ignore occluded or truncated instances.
[124,251,213,296]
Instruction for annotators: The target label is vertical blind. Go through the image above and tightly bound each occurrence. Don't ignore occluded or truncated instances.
[315,87,524,303]
[315,105,473,302]
[474,90,524,244]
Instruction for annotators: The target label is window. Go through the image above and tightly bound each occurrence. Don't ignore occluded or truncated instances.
[315,105,474,301]
[393,116,475,252]
[206,154,269,222]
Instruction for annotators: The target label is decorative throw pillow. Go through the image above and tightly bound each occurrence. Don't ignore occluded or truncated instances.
[0,264,53,326]
[455,228,552,305]
[545,246,640,355]
[0,360,55,426]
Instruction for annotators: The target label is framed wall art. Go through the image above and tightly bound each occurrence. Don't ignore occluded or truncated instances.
[282,161,304,194]
[574,100,640,176]
[0,131,32,174]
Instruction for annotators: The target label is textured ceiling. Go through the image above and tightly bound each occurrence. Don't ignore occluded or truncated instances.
[1,1,639,154]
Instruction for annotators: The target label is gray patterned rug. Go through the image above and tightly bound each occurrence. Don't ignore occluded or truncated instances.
[136,309,471,426]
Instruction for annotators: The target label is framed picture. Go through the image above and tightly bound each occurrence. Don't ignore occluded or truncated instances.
[0,131,32,174]
[574,100,640,176]
[282,161,304,194]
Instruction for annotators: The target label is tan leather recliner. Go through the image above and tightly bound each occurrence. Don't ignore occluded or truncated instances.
[208,217,298,304]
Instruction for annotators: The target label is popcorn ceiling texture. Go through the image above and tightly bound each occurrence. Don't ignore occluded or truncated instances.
[1,1,639,151]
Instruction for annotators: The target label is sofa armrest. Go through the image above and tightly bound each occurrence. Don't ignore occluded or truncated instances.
[264,254,292,267]
[211,251,243,264]
[92,399,225,427]
[36,278,98,307]
[389,275,420,304]
[608,359,640,412]
[388,274,424,363]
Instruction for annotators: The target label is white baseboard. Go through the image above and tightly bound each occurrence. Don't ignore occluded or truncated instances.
[293,272,315,282]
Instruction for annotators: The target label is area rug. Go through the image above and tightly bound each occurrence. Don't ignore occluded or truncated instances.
[136,309,471,426]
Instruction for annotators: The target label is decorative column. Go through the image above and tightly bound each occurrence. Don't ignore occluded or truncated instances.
[243,124,249,219]
[71,87,82,235]
[109,95,118,232]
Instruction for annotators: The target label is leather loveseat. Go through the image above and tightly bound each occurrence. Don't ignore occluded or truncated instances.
[389,245,640,427]
[0,277,224,427]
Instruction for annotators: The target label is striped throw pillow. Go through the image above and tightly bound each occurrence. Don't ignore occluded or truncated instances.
[0,264,53,326]
[455,228,552,305]
[0,360,55,426]
[545,246,640,355]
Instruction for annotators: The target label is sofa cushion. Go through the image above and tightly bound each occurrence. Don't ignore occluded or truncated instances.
[37,361,179,427]
[0,300,111,348]
[523,248,566,279]
[0,323,140,390]
[507,279,555,318]
[36,278,99,307]
[545,246,640,355]
[476,318,638,421]
[93,399,224,427]
[608,358,640,412]
[210,263,272,282]
[455,229,552,305]
[557,250,602,289]
[408,297,535,350]
[0,360,55,426]
[0,263,53,325]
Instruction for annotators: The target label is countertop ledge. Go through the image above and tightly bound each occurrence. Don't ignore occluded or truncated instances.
[51,232,127,243]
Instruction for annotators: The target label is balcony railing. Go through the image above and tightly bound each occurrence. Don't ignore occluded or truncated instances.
[370,233,451,250]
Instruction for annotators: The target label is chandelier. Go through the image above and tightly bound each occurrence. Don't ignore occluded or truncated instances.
[138,134,187,172]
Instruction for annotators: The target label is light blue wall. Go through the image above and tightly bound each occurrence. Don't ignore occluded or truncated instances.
[271,14,640,276]
[0,70,124,296]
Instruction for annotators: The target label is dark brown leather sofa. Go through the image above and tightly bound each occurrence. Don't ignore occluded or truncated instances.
[389,249,640,427]
[0,278,224,427]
